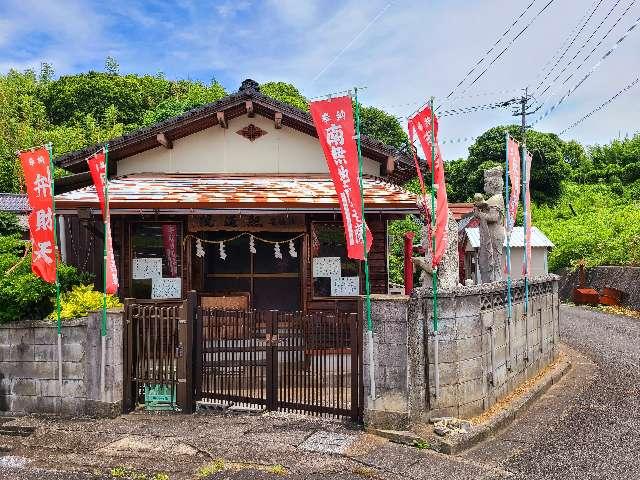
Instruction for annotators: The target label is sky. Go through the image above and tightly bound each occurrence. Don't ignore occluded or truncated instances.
[0,0,638,160]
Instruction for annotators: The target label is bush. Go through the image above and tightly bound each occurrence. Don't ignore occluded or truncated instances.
[0,212,22,236]
[51,284,122,320]
[0,234,89,323]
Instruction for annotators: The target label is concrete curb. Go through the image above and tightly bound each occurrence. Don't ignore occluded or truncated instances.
[437,354,572,455]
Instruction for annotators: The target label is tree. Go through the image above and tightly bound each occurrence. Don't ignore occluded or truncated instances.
[105,56,120,75]
[447,125,569,204]
[260,82,308,111]
[358,106,408,151]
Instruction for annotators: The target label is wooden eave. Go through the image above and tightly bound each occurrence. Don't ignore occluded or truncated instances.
[54,87,421,185]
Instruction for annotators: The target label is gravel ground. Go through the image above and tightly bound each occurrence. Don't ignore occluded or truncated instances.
[1,305,638,480]
[465,305,640,480]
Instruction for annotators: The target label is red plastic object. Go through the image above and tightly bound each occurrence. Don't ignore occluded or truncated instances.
[573,288,599,306]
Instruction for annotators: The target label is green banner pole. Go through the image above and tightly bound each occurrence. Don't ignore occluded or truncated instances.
[354,87,376,400]
[46,143,63,396]
[100,144,109,397]
[429,97,440,400]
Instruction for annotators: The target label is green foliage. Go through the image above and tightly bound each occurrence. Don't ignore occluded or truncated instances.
[197,459,225,478]
[0,234,88,323]
[534,182,640,271]
[260,81,308,111]
[0,212,22,236]
[447,125,568,204]
[359,105,409,150]
[51,284,122,320]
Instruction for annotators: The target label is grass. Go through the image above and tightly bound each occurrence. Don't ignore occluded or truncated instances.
[412,438,431,450]
[196,459,288,478]
[110,467,170,480]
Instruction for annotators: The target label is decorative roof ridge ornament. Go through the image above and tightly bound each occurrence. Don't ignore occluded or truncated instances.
[239,78,260,92]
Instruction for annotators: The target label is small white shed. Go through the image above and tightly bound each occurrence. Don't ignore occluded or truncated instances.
[464,226,554,283]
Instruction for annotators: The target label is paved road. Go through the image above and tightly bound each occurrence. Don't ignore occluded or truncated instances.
[1,305,638,480]
[464,305,640,479]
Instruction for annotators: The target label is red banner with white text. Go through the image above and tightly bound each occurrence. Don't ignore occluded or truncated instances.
[408,105,449,268]
[87,150,119,294]
[523,150,533,278]
[309,97,373,260]
[19,148,56,283]
[506,136,521,232]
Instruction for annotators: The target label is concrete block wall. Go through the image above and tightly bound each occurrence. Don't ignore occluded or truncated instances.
[362,295,411,429]
[362,275,560,427]
[0,310,123,417]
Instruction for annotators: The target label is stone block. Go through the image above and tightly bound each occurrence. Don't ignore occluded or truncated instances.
[62,361,85,380]
[0,394,9,411]
[11,328,34,347]
[456,336,483,362]
[428,361,459,387]
[33,344,85,363]
[0,344,9,362]
[10,394,37,413]
[427,337,458,364]
[35,395,59,414]
[10,343,34,363]
[458,356,483,383]
[37,378,60,397]
[458,398,485,419]
[33,327,56,345]
[0,328,9,345]
[433,383,458,409]
[11,378,36,396]
[456,315,483,339]
[457,377,485,404]
[62,325,89,345]
[492,364,508,389]
[3,360,57,379]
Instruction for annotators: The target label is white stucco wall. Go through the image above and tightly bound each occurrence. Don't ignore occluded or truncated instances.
[465,246,550,282]
[117,114,382,177]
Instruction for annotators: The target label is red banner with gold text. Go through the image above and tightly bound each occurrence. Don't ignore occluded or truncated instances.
[19,148,56,283]
[87,150,119,294]
[408,105,449,268]
[310,97,373,260]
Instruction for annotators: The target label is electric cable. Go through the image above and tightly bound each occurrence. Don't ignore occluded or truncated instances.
[559,76,639,135]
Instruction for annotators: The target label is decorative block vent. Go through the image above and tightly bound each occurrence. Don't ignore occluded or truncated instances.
[236,124,268,142]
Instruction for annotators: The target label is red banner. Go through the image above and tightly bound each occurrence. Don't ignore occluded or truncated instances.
[506,136,521,232]
[19,148,56,283]
[408,105,449,268]
[162,224,178,277]
[310,96,373,260]
[87,150,119,294]
[523,150,533,278]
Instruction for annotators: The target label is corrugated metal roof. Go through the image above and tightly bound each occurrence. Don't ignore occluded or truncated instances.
[55,174,419,211]
[0,194,30,213]
[465,226,554,248]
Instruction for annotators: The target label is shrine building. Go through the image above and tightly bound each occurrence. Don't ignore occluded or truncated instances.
[53,79,421,313]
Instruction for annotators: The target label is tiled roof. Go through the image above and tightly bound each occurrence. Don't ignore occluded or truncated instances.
[53,80,421,184]
[0,193,30,213]
[465,226,554,248]
[55,174,419,212]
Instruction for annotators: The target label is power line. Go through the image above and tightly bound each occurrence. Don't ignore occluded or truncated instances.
[457,0,558,98]
[559,76,639,135]
[443,0,538,100]
[534,0,605,93]
[409,0,553,118]
[532,14,640,126]
[528,0,600,89]
[535,0,636,109]
[311,2,395,83]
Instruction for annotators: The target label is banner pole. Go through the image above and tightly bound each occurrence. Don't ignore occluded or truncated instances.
[100,144,109,398]
[47,143,63,398]
[354,87,376,400]
[429,97,439,400]
[522,147,529,316]
[504,133,513,370]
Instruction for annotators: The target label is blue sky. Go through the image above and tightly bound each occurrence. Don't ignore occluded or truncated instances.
[1,0,639,159]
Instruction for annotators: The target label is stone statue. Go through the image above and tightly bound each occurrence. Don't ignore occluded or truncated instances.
[411,197,460,290]
[473,166,505,283]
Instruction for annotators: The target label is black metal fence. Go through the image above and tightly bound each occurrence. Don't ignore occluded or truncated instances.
[124,293,363,421]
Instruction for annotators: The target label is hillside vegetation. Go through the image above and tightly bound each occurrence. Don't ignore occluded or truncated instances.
[2,61,638,287]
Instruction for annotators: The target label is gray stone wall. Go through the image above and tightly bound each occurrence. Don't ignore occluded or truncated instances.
[362,295,410,429]
[362,276,560,427]
[0,310,123,417]
[558,266,640,310]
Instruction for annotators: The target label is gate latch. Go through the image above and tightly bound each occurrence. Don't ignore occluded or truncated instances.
[175,342,184,358]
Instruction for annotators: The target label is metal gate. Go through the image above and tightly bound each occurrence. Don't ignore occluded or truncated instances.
[195,307,363,420]
[122,297,193,413]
